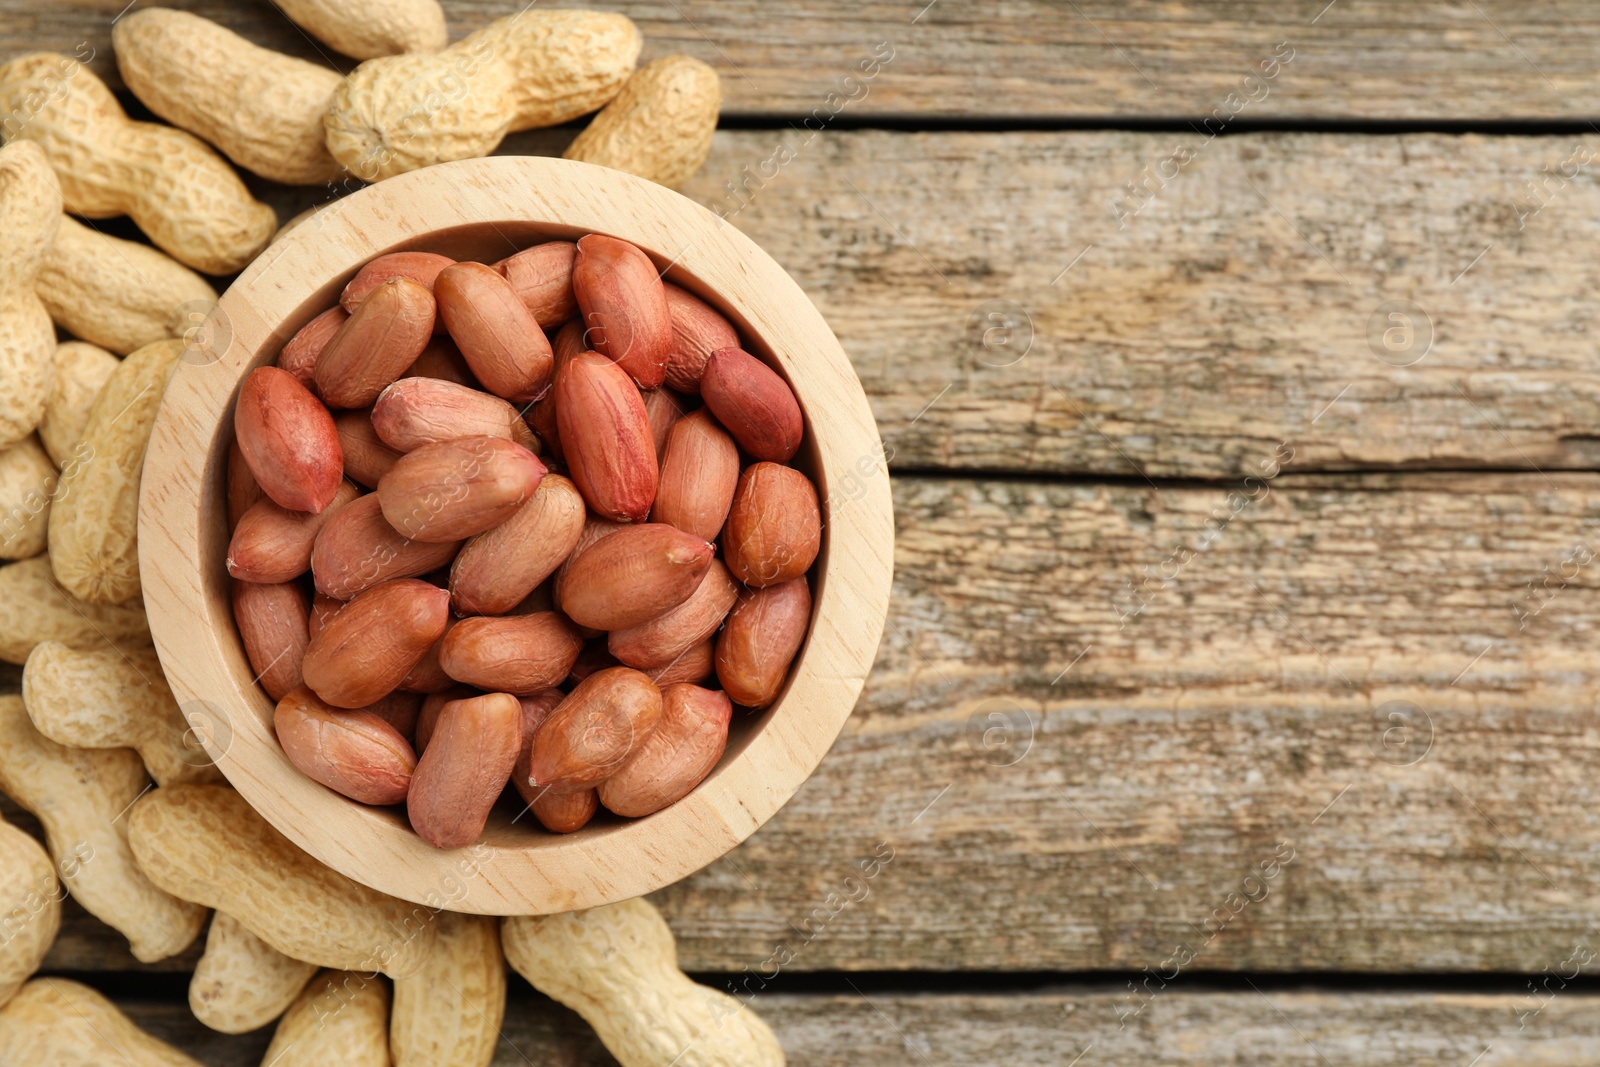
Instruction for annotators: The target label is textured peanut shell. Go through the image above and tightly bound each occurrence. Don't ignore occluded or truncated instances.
[0,556,150,664]
[22,641,222,787]
[0,978,206,1066]
[0,695,206,963]
[48,337,181,605]
[564,55,723,190]
[38,217,217,357]
[325,11,642,180]
[115,10,345,185]
[38,342,116,465]
[189,911,317,1034]
[127,785,436,977]
[392,912,504,1067]
[0,141,61,450]
[0,435,54,560]
[0,815,59,1010]
[503,897,785,1067]
[277,0,446,59]
[263,970,391,1067]
[0,53,277,274]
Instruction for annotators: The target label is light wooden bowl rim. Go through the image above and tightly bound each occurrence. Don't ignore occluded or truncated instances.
[138,156,894,916]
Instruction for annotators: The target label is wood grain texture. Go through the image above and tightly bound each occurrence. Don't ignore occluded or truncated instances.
[673,130,1600,478]
[23,472,1600,972]
[17,1,1600,119]
[650,472,1600,972]
[94,989,1600,1066]
[244,129,1600,479]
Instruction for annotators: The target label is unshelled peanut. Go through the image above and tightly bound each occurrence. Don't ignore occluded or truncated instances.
[564,56,723,190]
[189,911,317,1034]
[0,695,206,963]
[0,556,149,664]
[0,813,58,1009]
[37,216,217,356]
[277,0,447,60]
[0,435,52,560]
[115,10,345,185]
[22,641,221,786]
[392,912,505,1067]
[0,141,59,451]
[48,337,181,605]
[128,785,436,977]
[38,341,115,465]
[262,970,391,1067]
[325,10,642,180]
[0,979,207,1067]
[503,898,786,1067]
[0,53,277,274]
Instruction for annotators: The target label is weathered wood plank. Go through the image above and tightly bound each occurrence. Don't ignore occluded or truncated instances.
[15,1,1600,120]
[232,129,1600,478]
[651,473,1600,972]
[19,473,1600,972]
[676,130,1600,478]
[101,989,1600,1066]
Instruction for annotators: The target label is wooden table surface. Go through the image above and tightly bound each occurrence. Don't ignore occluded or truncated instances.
[8,2,1600,1064]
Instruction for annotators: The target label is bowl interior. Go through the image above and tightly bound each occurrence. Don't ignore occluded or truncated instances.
[223,223,825,841]
[140,157,893,914]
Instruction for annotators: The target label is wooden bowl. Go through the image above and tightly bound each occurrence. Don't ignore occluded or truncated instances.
[138,157,893,915]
